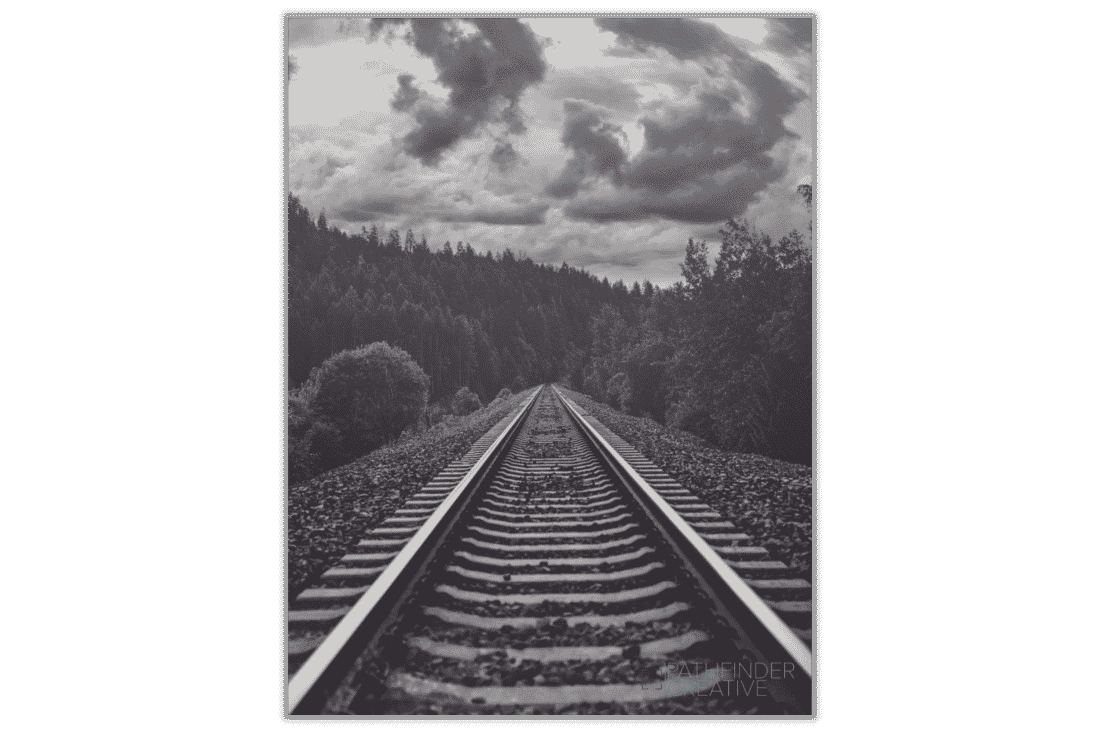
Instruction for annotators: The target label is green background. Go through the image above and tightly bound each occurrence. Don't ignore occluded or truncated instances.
[6,0,1091,726]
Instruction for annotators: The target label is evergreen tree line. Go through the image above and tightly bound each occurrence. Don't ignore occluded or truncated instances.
[575,216,812,465]
[289,194,639,404]
[288,187,812,470]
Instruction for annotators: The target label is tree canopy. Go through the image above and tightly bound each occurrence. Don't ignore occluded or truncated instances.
[287,189,812,473]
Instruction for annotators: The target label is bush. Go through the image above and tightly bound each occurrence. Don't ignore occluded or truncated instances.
[666,391,715,439]
[288,394,317,483]
[308,342,430,459]
[495,387,513,400]
[288,390,346,482]
[307,418,343,471]
[582,361,607,403]
[451,386,482,416]
[605,372,634,413]
[425,401,449,427]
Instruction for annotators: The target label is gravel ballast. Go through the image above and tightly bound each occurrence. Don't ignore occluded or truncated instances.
[556,387,812,579]
[288,390,533,598]
[412,619,697,648]
[314,387,805,716]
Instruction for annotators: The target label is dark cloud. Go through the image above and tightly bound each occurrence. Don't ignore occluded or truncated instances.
[766,18,812,55]
[566,244,687,270]
[564,163,786,225]
[532,229,684,270]
[437,203,549,226]
[390,74,421,112]
[546,164,583,199]
[546,74,642,114]
[546,99,629,199]
[291,147,355,190]
[532,239,570,264]
[501,105,526,135]
[623,86,792,195]
[549,17,803,225]
[489,141,519,172]
[544,80,795,224]
[371,19,548,166]
[332,209,384,223]
[332,193,425,222]
[311,156,346,184]
[594,17,728,61]
[338,190,548,226]
[649,67,704,96]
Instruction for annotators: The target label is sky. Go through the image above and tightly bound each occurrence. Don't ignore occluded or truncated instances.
[288,16,813,286]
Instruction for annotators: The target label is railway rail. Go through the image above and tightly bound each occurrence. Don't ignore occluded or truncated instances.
[287,385,813,715]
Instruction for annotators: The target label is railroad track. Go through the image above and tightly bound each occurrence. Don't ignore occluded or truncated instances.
[287,385,813,715]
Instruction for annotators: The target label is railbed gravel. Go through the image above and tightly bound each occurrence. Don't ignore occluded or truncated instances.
[288,389,534,598]
[447,577,672,595]
[462,533,634,548]
[369,697,768,715]
[557,387,812,579]
[456,552,648,566]
[432,590,685,618]
[401,647,713,686]
[521,439,574,458]
[469,521,636,534]
[453,544,648,560]
[410,619,697,647]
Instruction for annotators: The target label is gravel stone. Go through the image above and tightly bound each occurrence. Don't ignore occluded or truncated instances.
[557,387,812,579]
[289,390,533,597]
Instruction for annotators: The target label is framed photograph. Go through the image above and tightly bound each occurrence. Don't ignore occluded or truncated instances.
[285,12,815,717]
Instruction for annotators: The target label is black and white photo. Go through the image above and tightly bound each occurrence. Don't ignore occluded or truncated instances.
[285,14,814,716]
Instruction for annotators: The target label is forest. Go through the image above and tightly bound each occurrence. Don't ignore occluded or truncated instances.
[289,193,633,401]
[288,188,811,481]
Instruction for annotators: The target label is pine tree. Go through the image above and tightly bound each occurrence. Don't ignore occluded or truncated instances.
[680,238,710,292]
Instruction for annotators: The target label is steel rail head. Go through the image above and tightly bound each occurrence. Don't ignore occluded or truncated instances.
[287,386,543,714]
[550,385,813,678]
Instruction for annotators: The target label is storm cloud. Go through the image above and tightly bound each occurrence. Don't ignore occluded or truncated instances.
[390,74,421,111]
[371,18,548,166]
[489,140,519,172]
[436,203,550,226]
[289,140,356,190]
[288,16,813,285]
[565,244,687,269]
[546,99,629,199]
[333,192,426,222]
[594,17,730,61]
[564,164,786,224]
[546,73,642,114]
[622,82,794,196]
[546,17,804,224]
[766,18,813,55]
[335,194,548,226]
